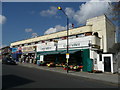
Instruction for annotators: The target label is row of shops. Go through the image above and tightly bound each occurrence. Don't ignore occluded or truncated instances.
[11,46,36,63]
[7,15,117,73]
[8,35,114,73]
[1,46,11,61]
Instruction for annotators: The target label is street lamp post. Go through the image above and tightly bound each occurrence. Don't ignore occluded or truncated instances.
[58,7,69,73]
[54,40,58,64]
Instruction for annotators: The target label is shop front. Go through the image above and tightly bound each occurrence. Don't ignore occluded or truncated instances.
[11,47,22,62]
[36,36,99,72]
[36,42,57,64]
[22,45,36,63]
[2,46,11,61]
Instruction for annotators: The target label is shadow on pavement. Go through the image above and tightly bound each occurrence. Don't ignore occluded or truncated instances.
[2,74,34,90]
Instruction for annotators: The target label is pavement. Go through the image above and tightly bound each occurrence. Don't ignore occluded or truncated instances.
[18,62,119,85]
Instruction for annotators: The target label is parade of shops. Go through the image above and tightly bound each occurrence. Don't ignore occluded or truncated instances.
[3,15,117,73]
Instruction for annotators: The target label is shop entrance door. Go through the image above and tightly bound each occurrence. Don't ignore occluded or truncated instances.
[104,57,111,72]
[102,54,113,73]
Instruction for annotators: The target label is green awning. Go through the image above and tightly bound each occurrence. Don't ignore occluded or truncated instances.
[37,51,59,55]
[60,49,81,54]
[37,49,81,55]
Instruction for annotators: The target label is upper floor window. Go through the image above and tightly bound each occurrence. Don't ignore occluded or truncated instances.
[49,39,53,42]
[85,32,92,36]
[24,44,28,46]
[68,35,76,39]
[76,35,78,38]
[42,41,45,43]
[77,33,85,37]
[28,43,31,45]
[61,36,67,40]
[35,42,38,44]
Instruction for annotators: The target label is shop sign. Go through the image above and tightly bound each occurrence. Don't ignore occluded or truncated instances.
[58,37,90,49]
[12,48,22,54]
[18,47,22,51]
[22,46,36,53]
[40,55,44,61]
[2,47,11,54]
[37,36,94,52]
[66,53,69,59]
[12,48,17,53]
[37,44,56,52]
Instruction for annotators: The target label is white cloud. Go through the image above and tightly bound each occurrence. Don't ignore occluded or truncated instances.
[43,0,111,34]
[25,28,33,32]
[65,0,111,24]
[40,6,58,16]
[44,24,73,35]
[40,0,111,24]
[39,1,111,25]
[0,15,7,24]
[65,7,75,18]
[44,25,66,35]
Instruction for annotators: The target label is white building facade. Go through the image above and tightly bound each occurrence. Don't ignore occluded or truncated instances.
[10,15,117,73]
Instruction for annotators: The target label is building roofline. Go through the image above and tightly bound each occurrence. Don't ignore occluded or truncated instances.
[11,25,87,44]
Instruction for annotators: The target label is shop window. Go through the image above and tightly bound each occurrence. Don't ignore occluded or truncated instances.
[28,43,31,45]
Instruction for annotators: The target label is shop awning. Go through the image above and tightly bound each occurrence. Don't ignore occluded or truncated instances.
[37,51,59,55]
[37,49,81,55]
[60,49,81,54]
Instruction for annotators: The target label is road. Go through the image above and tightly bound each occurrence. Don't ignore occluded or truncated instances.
[2,64,118,89]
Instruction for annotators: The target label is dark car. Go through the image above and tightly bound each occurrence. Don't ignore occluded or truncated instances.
[2,58,17,65]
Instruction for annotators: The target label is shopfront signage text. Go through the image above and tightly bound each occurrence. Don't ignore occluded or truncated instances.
[22,46,36,53]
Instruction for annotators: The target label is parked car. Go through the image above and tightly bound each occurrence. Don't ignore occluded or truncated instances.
[2,58,17,65]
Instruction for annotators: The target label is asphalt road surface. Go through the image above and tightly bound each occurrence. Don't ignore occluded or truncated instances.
[2,64,118,89]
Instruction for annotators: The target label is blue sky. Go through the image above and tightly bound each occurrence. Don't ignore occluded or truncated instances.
[2,2,84,46]
[1,1,119,47]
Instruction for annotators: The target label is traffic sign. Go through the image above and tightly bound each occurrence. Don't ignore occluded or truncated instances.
[66,53,69,59]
